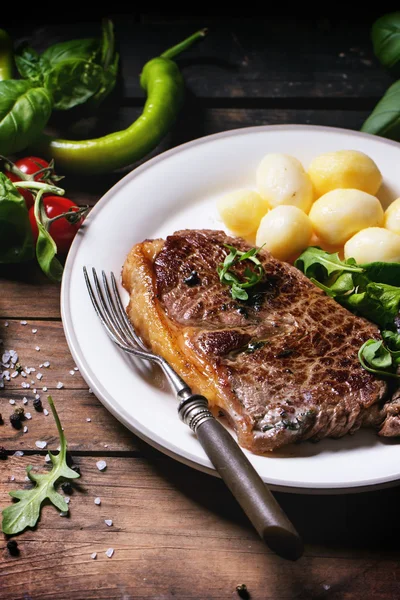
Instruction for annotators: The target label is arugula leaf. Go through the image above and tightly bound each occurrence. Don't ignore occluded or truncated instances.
[382,329,400,352]
[217,244,264,301]
[295,247,364,281]
[1,397,80,535]
[361,261,400,285]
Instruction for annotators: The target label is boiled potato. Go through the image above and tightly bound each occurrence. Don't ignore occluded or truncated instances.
[384,197,400,235]
[255,205,313,261]
[309,188,384,246]
[217,189,270,237]
[344,227,400,263]
[256,153,314,213]
[308,149,382,198]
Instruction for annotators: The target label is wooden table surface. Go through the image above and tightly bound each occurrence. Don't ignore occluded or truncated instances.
[1,12,400,600]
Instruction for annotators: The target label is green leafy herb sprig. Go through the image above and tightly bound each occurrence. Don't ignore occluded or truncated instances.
[1,396,80,535]
[295,246,400,378]
[217,244,264,301]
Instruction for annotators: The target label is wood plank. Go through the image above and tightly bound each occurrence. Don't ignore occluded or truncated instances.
[0,320,86,389]
[1,455,400,599]
[0,389,138,453]
[6,18,392,101]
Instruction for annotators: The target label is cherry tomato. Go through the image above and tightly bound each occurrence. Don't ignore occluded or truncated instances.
[5,156,53,210]
[14,156,51,178]
[6,171,35,209]
[29,196,84,255]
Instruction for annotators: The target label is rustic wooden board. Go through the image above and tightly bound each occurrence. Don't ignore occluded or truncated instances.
[0,389,139,453]
[0,320,87,390]
[7,18,392,101]
[1,455,400,600]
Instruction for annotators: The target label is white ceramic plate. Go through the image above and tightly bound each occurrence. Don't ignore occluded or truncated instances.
[61,124,400,494]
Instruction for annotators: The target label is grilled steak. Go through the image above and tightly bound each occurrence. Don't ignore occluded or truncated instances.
[122,229,399,453]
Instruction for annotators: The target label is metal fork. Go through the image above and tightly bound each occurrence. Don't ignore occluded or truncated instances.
[83,266,303,561]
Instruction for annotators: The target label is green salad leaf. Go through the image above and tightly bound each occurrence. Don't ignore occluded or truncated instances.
[1,397,80,535]
[296,247,400,378]
[217,244,264,301]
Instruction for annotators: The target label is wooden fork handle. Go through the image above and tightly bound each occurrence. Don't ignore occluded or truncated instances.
[178,393,304,561]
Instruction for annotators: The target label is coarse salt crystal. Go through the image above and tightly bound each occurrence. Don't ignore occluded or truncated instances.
[96,460,107,471]
[42,386,48,392]
[20,321,27,325]
[23,426,28,433]
[94,497,101,505]
[33,388,37,394]
[10,475,15,481]
[88,388,93,394]
[59,511,68,517]
[69,370,75,376]
[21,382,29,388]
[36,373,43,380]
[91,552,97,560]
[24,476,30,482]
[56,382,64,389]
[74,367,79,371]
[45,454,51,463]
[11,371,19,378]
[35,346,40,351]
[105,548,114,558]
[65,497,70,504]
[86,418,91,422]
[25,412,32,420]
[104,519,113,527]
[43,361,50,368]
[13,451,24,457]
[21,371,26,378]
[32,328,37,334]
[35,441,47,449]
[23,397,28,404]
[4,322,8,327]
[35,394,40,400]
[2,351,10,363]
[104,444,108,448]
[43,409,49,416]
[9,399,15,405]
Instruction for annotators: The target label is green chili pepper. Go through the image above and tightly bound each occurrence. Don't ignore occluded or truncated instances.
[34,29,208,174]
[0,29,13,81]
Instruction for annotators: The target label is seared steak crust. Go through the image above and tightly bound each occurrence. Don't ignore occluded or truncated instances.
[122,229,395,453]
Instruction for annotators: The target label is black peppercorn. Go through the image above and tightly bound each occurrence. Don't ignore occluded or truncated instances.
[33,398,42,411]
[14,407,25,419]
[183,270,200,286]
[236,584,250,599]
[61,482,73,495]
[6,540,19,556]
[0,446,7,460]
[9,413,22,429]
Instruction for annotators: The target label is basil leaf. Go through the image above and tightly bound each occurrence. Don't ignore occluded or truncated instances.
[14,44,44,82]
[0,80,53,154]
[90,19,119,107]
[44,59,104,111]
[0,173,34,263]
[361,80,400,139]
[35,219,63,283]
[372,12,400,70]
[295,247,363,281]
[40,38,99,67]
